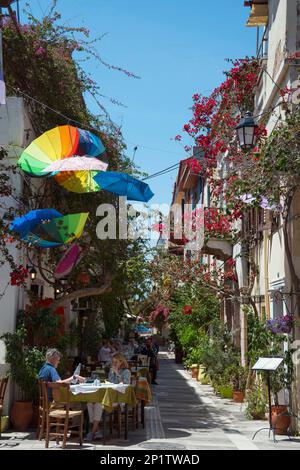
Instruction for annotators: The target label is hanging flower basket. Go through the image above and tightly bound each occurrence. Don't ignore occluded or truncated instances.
[266,315,294,334]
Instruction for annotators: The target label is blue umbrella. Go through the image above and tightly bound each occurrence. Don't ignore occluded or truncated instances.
[134,325,152,334]
[10,209,63,239]
[93,172,154,202]
[22,233,63,248]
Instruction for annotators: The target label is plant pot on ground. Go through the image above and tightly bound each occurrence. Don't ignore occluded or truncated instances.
[10,401,33,432]
[227,365,247,403]
[1,415,9,433]
[191,365,199,379]
[197,366,210,384]
[271,405,291,435]
[0,326,44,431]
[233,391,245,403]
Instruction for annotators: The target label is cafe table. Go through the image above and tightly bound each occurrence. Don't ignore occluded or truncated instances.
[131,366,151,385]
[59,383,137,441]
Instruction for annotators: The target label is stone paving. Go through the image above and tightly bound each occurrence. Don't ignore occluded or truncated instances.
[1,353,300,451]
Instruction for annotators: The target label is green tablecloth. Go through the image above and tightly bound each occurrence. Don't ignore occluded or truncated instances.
[58,385,137,413]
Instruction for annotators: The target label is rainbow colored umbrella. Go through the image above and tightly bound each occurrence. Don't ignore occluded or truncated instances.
[18,125,105,177]
[31,213,89,245]
[54,170,103,193]
[93,172,154,202]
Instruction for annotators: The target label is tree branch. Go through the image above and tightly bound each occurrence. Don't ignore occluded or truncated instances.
[52,282,112,308]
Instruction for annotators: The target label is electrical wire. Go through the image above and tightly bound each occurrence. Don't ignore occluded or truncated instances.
[6,84,286,184]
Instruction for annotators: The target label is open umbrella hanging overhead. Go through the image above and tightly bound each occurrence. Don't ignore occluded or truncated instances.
[54,243,83,279]
[10,211,89,248]
[31,213,89,245]
[9,209,63,239]
[93,171,154,202]
[17,125,106,177]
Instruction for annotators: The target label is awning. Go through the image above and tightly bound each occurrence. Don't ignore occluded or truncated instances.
[246,4,268,27]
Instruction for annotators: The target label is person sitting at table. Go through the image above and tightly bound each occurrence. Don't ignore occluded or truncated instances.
[38,348,86,401]
[85,353,131,442]
[108,353,131,384]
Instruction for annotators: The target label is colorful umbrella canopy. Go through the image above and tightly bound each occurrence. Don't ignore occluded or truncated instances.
[9,209,63,239]
[42,156,108,174]
[54,244,82,279]
[93,172,154,202]
[18,125,105,177]
[31,213,89,245]
[54,170,103,193]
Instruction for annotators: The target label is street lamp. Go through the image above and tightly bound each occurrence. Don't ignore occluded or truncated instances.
[26,265,37,281]
[236,111,258,151]
[29,267,37,281]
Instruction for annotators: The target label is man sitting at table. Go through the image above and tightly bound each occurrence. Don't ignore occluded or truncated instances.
[38,348,86,401]
[85,353,131,441]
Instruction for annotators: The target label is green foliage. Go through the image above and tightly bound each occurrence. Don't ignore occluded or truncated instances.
[245,381,268,420]
[0,326,44,402]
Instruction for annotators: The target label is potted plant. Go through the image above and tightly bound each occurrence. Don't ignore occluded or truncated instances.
[245,382,268,420]
[269,361,292,435]
[218,376,233,399]
[227,365,247,403]
[0,326,44,431]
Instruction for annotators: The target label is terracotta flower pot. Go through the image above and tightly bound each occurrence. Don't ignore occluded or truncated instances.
[10,401,33,431]
[233,391,245,403]
[271,405,291,435]
[191,366,199,379]
[31,404,39,428]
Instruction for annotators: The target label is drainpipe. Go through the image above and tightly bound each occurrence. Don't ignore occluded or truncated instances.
[264,228,271,319]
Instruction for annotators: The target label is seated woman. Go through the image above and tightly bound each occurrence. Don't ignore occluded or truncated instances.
[108,353,131,384]
[85,353,131,441]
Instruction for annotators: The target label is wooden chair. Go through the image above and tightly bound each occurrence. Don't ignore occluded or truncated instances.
[44,382,84,449]
[0,377,8,438]
[37,379,48,440]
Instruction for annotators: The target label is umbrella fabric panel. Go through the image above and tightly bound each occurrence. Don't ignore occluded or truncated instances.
[42,156,108,173]
[54,244,82,279]
[23,233,63,248]
[93,172,154,202]
[55,170,102,193]
[31,213,89,244]
[77,129,105,157]
[9,209,63,238]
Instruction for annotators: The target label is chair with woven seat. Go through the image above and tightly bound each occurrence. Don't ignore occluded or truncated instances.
[37,380,46,440]
[44,382,84,449]
[0,377,8,439]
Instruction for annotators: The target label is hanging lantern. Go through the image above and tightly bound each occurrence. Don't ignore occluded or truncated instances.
[236,111,258,151]
[183,305,193,316]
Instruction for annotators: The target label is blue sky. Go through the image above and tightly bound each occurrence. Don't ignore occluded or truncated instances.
[26,0,256,206]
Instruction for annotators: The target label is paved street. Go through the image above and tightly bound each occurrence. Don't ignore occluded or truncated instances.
[1,352,300,451]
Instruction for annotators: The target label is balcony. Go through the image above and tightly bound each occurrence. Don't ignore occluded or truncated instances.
[202,238,233,261]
